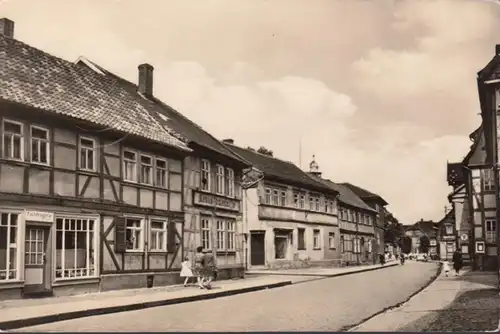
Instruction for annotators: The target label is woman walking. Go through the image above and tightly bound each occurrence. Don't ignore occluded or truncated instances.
[194,246,206,289]
[180,256,194,287]
[452,249,463,276]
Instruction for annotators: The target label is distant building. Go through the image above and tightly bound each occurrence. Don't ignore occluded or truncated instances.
[436,209,457,261]
[404,220,438,255]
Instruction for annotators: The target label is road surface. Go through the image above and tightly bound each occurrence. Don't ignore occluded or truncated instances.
[16,261,438,332]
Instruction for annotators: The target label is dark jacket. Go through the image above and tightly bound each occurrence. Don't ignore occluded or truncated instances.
[452,251,462,268]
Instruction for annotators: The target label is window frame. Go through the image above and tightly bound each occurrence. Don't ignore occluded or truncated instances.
[297,227,306,250]
[216,164,225,195]
[328,232,335,249]
[78,136,96,172]
[483,168,495,191]
[139,154,153,185]
[216,220,226,250]
[272,189,279,206]
[313,229,321,249]
[225,167,235,197]
[123,149,138,182]
[264,188,272,204]
[30,125,50,166]
[149,219,168,252]
[227,220,236,251]
[201,159,211,192]
[485,219,497,244]
[280,190,287,207]
[54,216,98,280]
[124,217,144,252]
[0,211,20,281]
[2,119,24,161]
[155,158,168,188]
[201,217,211,250]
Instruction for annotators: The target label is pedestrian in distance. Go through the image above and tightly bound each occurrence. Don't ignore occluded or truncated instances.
[180,256,194,287]
[452,248,463,276]
[202,249,217,290]
[194,246,206,289]
[442,260,450,277]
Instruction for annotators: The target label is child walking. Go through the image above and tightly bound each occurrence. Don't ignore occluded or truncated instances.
[180,256,194,287]
[442,260,450,277]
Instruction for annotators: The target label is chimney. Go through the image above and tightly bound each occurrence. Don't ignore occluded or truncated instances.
[496,44,500,55]
[222,139,234,144]
[138,63,154,97]
[0,18,14,38]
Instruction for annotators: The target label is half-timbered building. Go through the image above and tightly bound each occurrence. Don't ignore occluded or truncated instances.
[340,183,388,264]
[75,59,250,281]
[0,19,192,299]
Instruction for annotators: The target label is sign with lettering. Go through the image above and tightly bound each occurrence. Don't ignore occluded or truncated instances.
[192,191,240,212]
[25,210,54,223]
[441,235,455,241]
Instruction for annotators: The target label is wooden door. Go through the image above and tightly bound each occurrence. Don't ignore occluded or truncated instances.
[250,232,265,266]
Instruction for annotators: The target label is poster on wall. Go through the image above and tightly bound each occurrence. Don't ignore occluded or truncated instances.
[475,241,485,254]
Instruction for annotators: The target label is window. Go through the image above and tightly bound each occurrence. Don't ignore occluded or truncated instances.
[340,236,344,253]
[0,213,18,280]
[313,230,320,249]
[280,191,287,206]
[275,235,288,259]
[325,200,330,213]
[55,217,96,279]
[201,160,211,191]
[2,120,23,160]
[272,189,279,206]
[227,221,235,250]
[315,198,320,211]
[216,164,225,194]
[297,228,306,250]
[138,155,152,184]
[125,218,143,251]
[216,220,225,250]
[201,218,211,250]
[328,232,335,249]
[483,168,495,191]
[353,237,361,254]
[25,228,44,266]
[299,194,305,208]
[79,137,95,171]
[123,150,137,182]
[225,168,235,197]
[30,126,49,164]
[485,220,497,243]
[150,220,167,251]
[309,196,314,211]
[155,159,168,188]
[368,239,373,253]
[445,224,453,235]
[264,188,271,204]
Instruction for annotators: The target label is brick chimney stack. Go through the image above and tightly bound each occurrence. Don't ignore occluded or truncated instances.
[0,18,14,38]
[138,63,154,97]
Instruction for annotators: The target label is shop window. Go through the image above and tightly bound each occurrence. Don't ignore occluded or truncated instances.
[55,217,96,279]
[298,228,306,250]
[0,213,18,281]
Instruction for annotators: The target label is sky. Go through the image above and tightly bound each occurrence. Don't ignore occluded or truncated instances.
[2,0,500,224]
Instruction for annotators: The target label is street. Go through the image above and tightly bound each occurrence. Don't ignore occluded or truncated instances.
[16,262,439,332]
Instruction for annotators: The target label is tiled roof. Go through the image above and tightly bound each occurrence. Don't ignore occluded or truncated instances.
[340,182,388,206]
[0,34,189,151]
[77,58,247,165]
[224,143,336,194]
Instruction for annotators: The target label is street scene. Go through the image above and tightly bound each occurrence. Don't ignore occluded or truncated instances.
[1,0,500,332]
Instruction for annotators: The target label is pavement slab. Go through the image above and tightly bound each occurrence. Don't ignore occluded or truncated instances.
[350,269,500,332]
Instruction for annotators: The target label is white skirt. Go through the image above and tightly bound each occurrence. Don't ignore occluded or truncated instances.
[180,266,194,277]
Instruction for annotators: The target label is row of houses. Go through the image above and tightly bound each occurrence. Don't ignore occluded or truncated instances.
[0,19,391,300]
[440,44,500,271]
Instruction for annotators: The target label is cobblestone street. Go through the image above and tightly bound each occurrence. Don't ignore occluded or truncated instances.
[15,262,438,332]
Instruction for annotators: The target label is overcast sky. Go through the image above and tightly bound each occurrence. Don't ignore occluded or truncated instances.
[2,0,499,224]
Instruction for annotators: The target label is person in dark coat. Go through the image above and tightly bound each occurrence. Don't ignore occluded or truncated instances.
[452,249,463,276]
[202,250,217,290]
[194,246,206,289]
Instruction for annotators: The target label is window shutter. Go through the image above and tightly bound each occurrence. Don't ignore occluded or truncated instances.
[114,216,127,253]
[167,221,177,252]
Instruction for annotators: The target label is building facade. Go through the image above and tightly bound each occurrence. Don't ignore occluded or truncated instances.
[437,209,457,261]
[225,146,340,269]
[340,183,388,263]
[404,220,438,255]
[0,19,192,299]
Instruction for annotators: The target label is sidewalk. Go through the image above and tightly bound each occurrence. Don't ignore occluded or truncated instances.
[350,268,500,332]
[246,261,398,277]
[0,261,398,331]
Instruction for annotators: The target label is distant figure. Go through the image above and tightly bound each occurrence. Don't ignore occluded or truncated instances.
[194,246,205,289]
[180,256,194,287]
[379,253,385,265]
[202,250,217,289]
[452,249,463,276]
[442,260,450,277]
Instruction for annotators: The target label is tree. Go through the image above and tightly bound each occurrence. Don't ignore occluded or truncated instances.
[257,146,273,157]
[383,211,404,246]
[419,235,430,254]
[400,236,412,254]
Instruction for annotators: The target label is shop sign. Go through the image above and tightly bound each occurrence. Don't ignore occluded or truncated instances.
[25,210,54,223]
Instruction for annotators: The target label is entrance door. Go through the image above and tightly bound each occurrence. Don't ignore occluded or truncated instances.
[24,226,51,296]
[250,232,265,266]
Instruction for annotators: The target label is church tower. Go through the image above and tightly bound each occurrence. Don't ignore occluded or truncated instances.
[309,155,322,177]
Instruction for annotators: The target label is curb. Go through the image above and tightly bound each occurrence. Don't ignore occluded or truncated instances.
[344,261,443,332]
[0,280,292,331]
[245,262,399,278]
